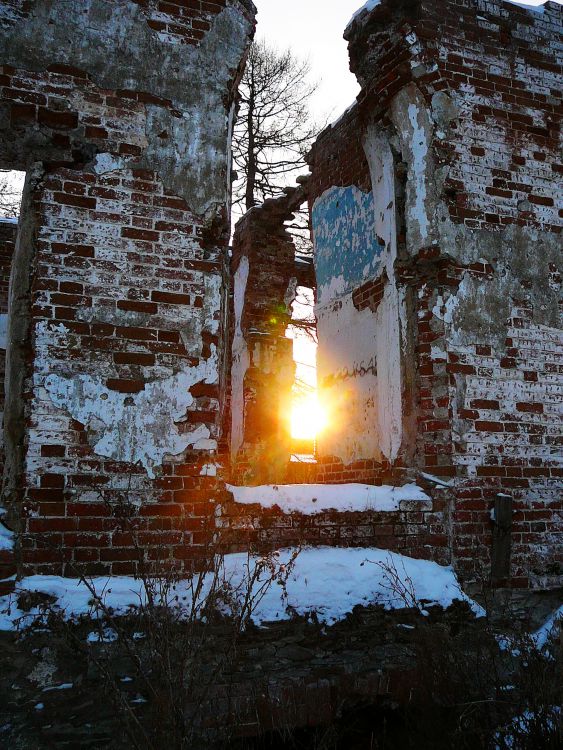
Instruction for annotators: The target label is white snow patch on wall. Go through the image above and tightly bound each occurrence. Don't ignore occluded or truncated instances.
[505,1,546,14]
[0,546,483,630]
[227,482,431,514]
[230,256,250,459]
[45,347,218,479]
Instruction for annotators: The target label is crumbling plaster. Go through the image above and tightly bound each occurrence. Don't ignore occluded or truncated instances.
[0,0,255,220]
[312,83,438,466]
[44,344,218,480]
[230,256,250,460]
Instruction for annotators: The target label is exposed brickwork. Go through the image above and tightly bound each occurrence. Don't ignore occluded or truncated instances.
[306,107,372,206]
[425,0,562,233]
[220,485,451,566]
[0,64,149,165]
[229,188,307,484]
[307,0,562,587]
[17,166,225,575]
[0,219,16,484]
[131,0,228,46]
[0,220,16,314]
[0,0,255,577]
[352,271,389,313]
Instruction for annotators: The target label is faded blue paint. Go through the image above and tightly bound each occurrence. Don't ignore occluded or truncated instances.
[312,185,384,305]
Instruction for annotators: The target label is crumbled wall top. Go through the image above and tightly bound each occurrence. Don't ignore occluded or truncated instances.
[0,0,256,219]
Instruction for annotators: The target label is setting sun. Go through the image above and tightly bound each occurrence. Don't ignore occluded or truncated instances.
[290,393,328,441]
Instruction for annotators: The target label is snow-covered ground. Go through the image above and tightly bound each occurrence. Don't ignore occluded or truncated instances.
[0,546,483,630]
[533,604,563,650]
[227,482,431,514]
[0,508,14,552]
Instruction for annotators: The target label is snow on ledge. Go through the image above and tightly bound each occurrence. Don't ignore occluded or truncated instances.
[344,0,547,38]
[504,1,546,14]
[226,482,431,514]
[0,546,483,630]
[346,0,382,33]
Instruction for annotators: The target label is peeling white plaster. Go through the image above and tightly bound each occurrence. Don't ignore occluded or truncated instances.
[92,153,125,174]
[374,283,403,461]
[199,463,217,476]
[314,127,405,465]
[433,290,461,325]
[230,256,250,459]
[407,103,430,241]
[365,128,404,462]
[317,295,380,465]
[203,273,222,336]
[44,347,218,479]
[193,438,217,451]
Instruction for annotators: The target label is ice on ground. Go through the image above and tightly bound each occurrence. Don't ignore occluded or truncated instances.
[0,546,483,630]
[227,482,431,514]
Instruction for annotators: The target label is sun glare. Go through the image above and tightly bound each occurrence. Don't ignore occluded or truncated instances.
[290,393,328,441]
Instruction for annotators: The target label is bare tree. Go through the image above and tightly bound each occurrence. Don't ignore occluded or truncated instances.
[232,40,321,212]
[0,170,23,218]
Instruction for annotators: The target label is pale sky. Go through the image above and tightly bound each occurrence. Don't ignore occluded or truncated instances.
[253,0,558,123]
[253,0,362,124]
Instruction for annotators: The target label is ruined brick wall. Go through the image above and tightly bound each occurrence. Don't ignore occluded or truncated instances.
[308,0,562,586]
[219,483,451,565]
[415,0,562,587]
[229,190,305,485]
[0,0,256,576]
[306,109,399,485]
[0,218,16,481]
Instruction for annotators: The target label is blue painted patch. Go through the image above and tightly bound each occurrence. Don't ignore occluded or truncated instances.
[312,185,384,304]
